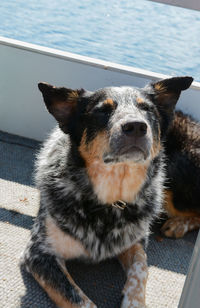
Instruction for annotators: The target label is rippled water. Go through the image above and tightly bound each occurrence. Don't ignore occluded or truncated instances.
[1,0,200,80]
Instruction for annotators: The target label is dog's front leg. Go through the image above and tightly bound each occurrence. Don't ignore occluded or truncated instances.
[22,244,97,308]
[34,258,97,308]
[118,243,148,308]
[56,258,97,308]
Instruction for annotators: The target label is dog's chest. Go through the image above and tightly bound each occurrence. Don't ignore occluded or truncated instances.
[44,214,147,262]
[80,211,149,261]
[87,161,148,204]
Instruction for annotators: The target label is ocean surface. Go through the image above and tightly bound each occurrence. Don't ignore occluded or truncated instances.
[0,0,200,81]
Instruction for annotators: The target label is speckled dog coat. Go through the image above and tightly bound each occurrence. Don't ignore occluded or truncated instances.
[21,76,193,308]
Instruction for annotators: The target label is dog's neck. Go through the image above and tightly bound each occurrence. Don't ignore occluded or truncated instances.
[86,159,149,205]
[78,131,149,204]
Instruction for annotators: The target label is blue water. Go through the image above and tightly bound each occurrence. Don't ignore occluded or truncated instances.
[1,0,200,81]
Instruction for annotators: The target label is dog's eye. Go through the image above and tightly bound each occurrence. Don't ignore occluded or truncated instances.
[137,102,153,112]
[94,105,113,116]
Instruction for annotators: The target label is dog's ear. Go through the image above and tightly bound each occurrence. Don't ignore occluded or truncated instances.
[148,76,193,112]
[38,83,85,133]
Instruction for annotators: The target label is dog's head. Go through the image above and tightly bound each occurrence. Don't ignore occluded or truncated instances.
[38,76,193,165]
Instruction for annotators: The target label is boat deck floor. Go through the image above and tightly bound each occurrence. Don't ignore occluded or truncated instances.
[0,130,197,308]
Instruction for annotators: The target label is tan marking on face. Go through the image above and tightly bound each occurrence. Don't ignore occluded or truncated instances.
[33,274,80,308]
[164,190,198,217]
[103,98,114,106]
[79,130,110,165]
[136,97,144,104]
[46,217,89,259]
[79,130,149,204]
[161,216,200,238]
[119,244,148,308]
[80,130,149,204]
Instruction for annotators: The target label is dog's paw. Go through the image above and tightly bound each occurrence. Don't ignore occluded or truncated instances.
[161,216,200,238]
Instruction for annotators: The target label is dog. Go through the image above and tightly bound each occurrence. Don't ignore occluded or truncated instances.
[161,109,200,238]
[20,76,193,308]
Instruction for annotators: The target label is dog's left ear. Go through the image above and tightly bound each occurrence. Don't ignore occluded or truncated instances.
[38,83,85,133]
[147,76,193,112]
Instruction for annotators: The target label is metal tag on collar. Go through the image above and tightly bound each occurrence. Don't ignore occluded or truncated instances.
[112,200,127,210]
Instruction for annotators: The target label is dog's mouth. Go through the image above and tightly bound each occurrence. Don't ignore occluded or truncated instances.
[103,145,148,164]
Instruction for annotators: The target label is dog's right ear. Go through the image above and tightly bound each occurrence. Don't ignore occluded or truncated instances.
[38,83,85,133]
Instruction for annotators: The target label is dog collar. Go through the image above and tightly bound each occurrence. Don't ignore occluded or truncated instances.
[112,200,127,210]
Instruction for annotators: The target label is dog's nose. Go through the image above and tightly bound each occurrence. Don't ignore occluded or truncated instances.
[121,121,147,137]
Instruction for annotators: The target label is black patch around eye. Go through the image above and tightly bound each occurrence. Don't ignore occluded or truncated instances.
[82,106,112,145]
[88,107,111,128]
[93,103,114,116]
[137,102,154,112]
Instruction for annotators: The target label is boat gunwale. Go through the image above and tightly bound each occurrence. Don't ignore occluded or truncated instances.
[1,36,200,90]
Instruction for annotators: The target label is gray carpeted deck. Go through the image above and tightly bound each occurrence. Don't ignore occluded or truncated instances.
[0,130,197,308]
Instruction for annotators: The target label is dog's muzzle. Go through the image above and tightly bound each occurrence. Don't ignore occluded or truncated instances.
[103,120,152,164]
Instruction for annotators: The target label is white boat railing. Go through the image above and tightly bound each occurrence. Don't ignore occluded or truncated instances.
[0,36,200,141]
